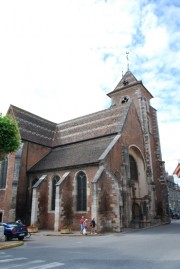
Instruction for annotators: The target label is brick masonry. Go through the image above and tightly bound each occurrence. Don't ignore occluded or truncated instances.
[0,71,170,232]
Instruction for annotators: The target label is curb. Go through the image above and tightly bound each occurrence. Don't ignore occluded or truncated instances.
[36,233,103,237]
[33,232,102,237]
[0,241,24,250]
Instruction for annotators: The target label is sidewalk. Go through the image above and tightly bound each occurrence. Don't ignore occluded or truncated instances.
[0,230,101,250]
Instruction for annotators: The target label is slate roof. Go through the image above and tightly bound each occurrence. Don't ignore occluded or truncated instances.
[29,135,117,172]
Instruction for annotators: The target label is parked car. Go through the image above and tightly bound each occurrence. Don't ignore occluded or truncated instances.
[0,222,28,241]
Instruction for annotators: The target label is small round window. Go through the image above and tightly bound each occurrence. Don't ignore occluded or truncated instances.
[121,96,129,104]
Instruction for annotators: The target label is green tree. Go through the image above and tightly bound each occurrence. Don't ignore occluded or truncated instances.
[0,113,21,160]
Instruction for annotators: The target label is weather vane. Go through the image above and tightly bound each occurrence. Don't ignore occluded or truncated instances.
[126,52,129,71]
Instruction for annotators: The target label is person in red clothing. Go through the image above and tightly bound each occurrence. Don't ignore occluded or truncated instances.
[82,219,88,235]
[80,216,84,234]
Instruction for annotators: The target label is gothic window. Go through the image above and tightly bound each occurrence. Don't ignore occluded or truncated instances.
[51,175,60,211]
[0,157,8,189]
[129,155,138,181]
[76,171,87,212]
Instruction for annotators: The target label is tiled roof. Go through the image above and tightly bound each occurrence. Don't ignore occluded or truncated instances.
[52,103,130,146]
[173,163,180,178]
[8,102,130,148]
[8,105,57,147]
[29,135,117,172]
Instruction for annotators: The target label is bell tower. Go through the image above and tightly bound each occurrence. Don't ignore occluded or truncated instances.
[107,70,159,220]
[107,70,153,124]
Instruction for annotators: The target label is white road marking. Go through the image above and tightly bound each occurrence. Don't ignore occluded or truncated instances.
[4,260,44,269]
[0,255,12,258]
[28,262,65,269]
[0,254,64,269]
[0,257,27,263]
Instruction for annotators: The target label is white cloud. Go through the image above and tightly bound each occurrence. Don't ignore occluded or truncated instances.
[158,120,180,173]
[0,0,179,180]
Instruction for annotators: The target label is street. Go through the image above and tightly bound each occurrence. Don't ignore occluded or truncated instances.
[0,220,180,269]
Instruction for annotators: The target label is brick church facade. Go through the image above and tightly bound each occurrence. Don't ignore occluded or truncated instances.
[0,71,169,232]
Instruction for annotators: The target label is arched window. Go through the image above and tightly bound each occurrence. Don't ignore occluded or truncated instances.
[77,171,87,211]
[0,157,8,189]
[129,155,138,181]
[51,175,60,211]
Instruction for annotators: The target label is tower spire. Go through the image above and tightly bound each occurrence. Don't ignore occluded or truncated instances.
[126,52,129,71]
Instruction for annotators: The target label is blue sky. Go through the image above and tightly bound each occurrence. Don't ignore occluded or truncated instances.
[0,0,179,182]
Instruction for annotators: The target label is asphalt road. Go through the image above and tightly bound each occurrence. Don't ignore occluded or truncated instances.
[0,220,180,269]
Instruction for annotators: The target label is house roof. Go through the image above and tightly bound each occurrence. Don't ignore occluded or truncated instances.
[173,163,180,178]
[29,134,118,172]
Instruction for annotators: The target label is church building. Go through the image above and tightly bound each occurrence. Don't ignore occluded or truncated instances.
[0,71,169,232]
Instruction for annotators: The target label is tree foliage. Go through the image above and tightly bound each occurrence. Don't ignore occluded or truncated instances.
[0,114,21,156]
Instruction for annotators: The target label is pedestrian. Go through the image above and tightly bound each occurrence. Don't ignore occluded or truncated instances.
[90,218,96,234]
[80,216,84,234]
[83,219,88,235]
[16,219,23,224]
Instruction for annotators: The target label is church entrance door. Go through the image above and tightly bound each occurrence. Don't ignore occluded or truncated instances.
[132,202,142,221]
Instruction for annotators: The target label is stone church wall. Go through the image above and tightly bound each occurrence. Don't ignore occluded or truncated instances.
[97,170,121,232]
[28,166,99,230]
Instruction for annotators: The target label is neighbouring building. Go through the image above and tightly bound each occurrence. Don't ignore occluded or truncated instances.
[0,70,170,232]
[173,162,180,178]
[166,173,180,215]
